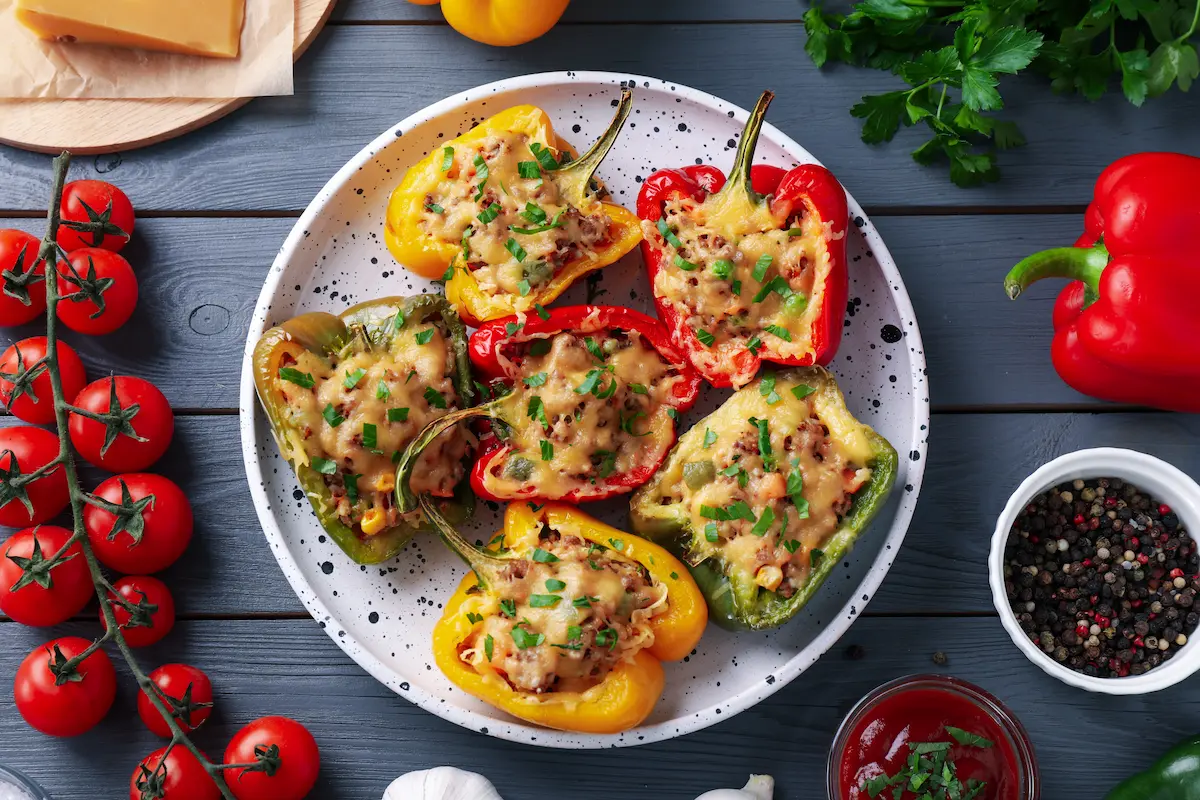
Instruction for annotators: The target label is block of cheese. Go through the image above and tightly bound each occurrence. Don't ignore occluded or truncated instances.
[15,0,247,59]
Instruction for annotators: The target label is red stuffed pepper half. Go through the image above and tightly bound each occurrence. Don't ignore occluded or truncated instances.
[636,90,850,389]
[395,305,702,508]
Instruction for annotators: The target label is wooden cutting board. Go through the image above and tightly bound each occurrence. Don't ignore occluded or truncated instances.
[0,0,337,155]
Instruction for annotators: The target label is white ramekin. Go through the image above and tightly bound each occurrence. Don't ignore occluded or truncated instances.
[990,447,1200,694]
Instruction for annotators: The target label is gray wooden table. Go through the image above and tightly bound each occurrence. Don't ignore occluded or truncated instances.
[2,2,1199,798]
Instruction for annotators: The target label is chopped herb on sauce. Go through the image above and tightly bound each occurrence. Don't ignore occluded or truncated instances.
[545,579,566,592]
[279,367,314,388]
[505,238,527,262]
[499,599,517,618]
[540,440,554,461]
[534,303,551,321]
[376,381,390,400]
[782,539,801,554]
[310,457,336,475]
[711,259,734,280]
[787,471,810,518]
[425,202,445,214]
[415,328,436,345]
[362,423,378,450]
[484,633,494,661]
[594,628,619,650]
[517,161,541,179]
[527,396,549,429]
[760,373,782,404]
[752,254,773,282]
[505,321,524,336]
[532,547,559,563]
[440,146,454,172]
[746,336,763,356]
[750,506,776,537]
[523,372,548,387]
[344,474,360,504]
[511,625,544,650]
[476,203,502,224]
[530,142,559,171]
[322,403,344,428]
[703,428,718,448]
[674,254,699,271]
[629,383,649,395]
[792,384,816,400]
[764,324,792,342]
[656,219,685,249]
[705,522,719,542]
[528,594,561,608]
[517,279,532,297]
[694,328,715,347]
[343,368,366,389]
[424,387,447,409]
[584,337,606,362]
[388,407,409,423]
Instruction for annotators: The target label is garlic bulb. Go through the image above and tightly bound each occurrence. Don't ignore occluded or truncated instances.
[383,767,505,800]
[695,775,775,800]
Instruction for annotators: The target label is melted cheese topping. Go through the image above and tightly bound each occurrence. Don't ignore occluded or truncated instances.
[644,190,841,384]
[654,374,874,596]
[481,329,686,499]
[273,322,471,532]
[420,132,612,309]
[458,528,667,694]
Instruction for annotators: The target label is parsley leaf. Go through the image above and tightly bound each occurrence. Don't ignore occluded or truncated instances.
[279,367,314,388]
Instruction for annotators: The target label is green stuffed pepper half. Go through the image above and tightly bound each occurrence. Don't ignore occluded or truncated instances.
[252,295,475,564]
[630,366,897,630]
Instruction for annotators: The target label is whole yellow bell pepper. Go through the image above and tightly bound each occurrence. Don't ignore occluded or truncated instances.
[420,499,707,733]
[385,91,641,326]
[408,0,570,47]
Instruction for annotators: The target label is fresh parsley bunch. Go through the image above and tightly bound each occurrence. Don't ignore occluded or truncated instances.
[803,0,1200,186]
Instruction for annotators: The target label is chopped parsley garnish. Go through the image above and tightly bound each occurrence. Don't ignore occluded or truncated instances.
[947,727,995,749]
[752,417,775,471]
[362,423,378,450]
[782,539,801,554]
[700,502,756,523]
[388,407,409,423]
[750,506,776,537]
[375,381,390,400]
[694,328,715,347]
[322,403,344,428]
[344,473,360,504]
[711,259,734,280]
[787,470,810,518]
[415,328,436,345]
[673,254,699,271]
[792,384,816,400]
[310,457,336,475]
[523,372,548,387]
[528,594,561,608]
[466,612,483,624]
[484,633,494,661]
[517,279,532,297]
[574,369,604,395]
[521,202,547,224]
[505,321,524,336]
[584,336,606,362]
[529,338,551,357]
[441,265,455,283]
[505,238,527,262]
[527,396,549,429]
[656,218,685,249]
[476,203,502,224]
[531,547,559,563]
[667,407,679,421]
[572,595,598,608]
[760,373,782,405]
[461,227,472,260]
[703,428,718,448]
[540,440,554,461]
[594,628,619,650]
[423,387,447,409]
[752,254,773,282]
[440,146,454,172]
[510,209,566,235]
[608,538,625,551]
[751,275,792,304]
[279,367,314,388]
[593,449,617,479]
[619,410,647,436]
[764,324,792,342]
[731,279,743,296]
[499,598,517,618]
[629,383,648,395]
[343,368,366,389]
[425,202,445,214]
[511,626,544,650]
[746,336,762,356]
[530,142,559,171]
[473,153,489,184]
[545,579,566,592]
[704,522,719,542]
[517,161,541,179]
[534,303,551,321]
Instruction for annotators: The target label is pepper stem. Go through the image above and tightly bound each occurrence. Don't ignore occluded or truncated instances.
[1004,242,1109,306]
[556,88,633,208]
[418,494,507,588]
[393,400,502,513]
[718,90,775,202]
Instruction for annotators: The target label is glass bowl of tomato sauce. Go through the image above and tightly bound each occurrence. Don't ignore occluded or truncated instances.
[827,674,1039,800]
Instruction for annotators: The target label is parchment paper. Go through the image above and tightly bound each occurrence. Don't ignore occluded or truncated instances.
[0,0,294,99]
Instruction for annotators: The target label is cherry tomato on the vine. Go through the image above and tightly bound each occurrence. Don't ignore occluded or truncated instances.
[0,229,47,327]
[130,746,220,800]
[69,376,174,471]
[14,636,116,737]
[0,426,69,527]
[57,180,135,254]
[138,663,213,738]
[103,574,175,647]
[0,336,87,425]
[57,248,138,335]
[224,716,320,800]
[84,473,192,574]
[0,526,92,627]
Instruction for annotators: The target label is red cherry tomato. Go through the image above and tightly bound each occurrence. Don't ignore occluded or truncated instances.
[0,229,47,327]
[56,248,138,335]
[0,336,87,425]
[138,663,213,738]
[0,526,93,627]
[69,376,174,471]
[130,746,220,800]
[0,426,69,527]
[224,716,320,800]
[103,575,175,647]
[84,473,192,574]
[14,636,116,737]
[57,180,135,254]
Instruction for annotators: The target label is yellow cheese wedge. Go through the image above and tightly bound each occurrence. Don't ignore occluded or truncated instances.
[15,0,247,59]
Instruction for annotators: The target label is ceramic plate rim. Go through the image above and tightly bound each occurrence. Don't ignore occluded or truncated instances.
[238,70,930,748]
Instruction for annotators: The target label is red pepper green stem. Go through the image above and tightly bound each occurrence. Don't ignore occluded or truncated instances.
[1004,242,1109,304]
[719,90,774,202]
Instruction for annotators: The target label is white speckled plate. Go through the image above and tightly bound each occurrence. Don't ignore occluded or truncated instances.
[239,72,929,748]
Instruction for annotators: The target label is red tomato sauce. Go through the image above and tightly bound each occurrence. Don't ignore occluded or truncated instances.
[839,687,1021,800]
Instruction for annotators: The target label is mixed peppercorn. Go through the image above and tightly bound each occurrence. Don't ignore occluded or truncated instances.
[1004,477,1199,678]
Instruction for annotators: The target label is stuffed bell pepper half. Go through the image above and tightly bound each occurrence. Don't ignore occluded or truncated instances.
[385,90,642,325]
[252,296,476,564]
[637,90,850,388]
[394,305,702,507]
[423,498,706,733]
[630,367,897,630]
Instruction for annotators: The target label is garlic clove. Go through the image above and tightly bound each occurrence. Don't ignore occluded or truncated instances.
[383,766,505,800]
[694,774,775,800]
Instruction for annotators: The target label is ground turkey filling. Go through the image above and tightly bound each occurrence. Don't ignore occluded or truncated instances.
[671,410,871,597]
[274,322,471,533]
[461,528,668,694]
[483,327,688,498]
[420,131,612,300]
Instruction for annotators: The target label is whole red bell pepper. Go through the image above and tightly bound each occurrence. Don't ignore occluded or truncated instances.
[636,90,849,388]
[1005,152,1200,412]
[394,305,702,509]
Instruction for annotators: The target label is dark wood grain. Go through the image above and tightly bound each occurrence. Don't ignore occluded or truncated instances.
[2,25,1197,212]
[0,616,1193,799]
[0,214,1099,410]
[333,0,808,22]
[5,409,1198,618]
